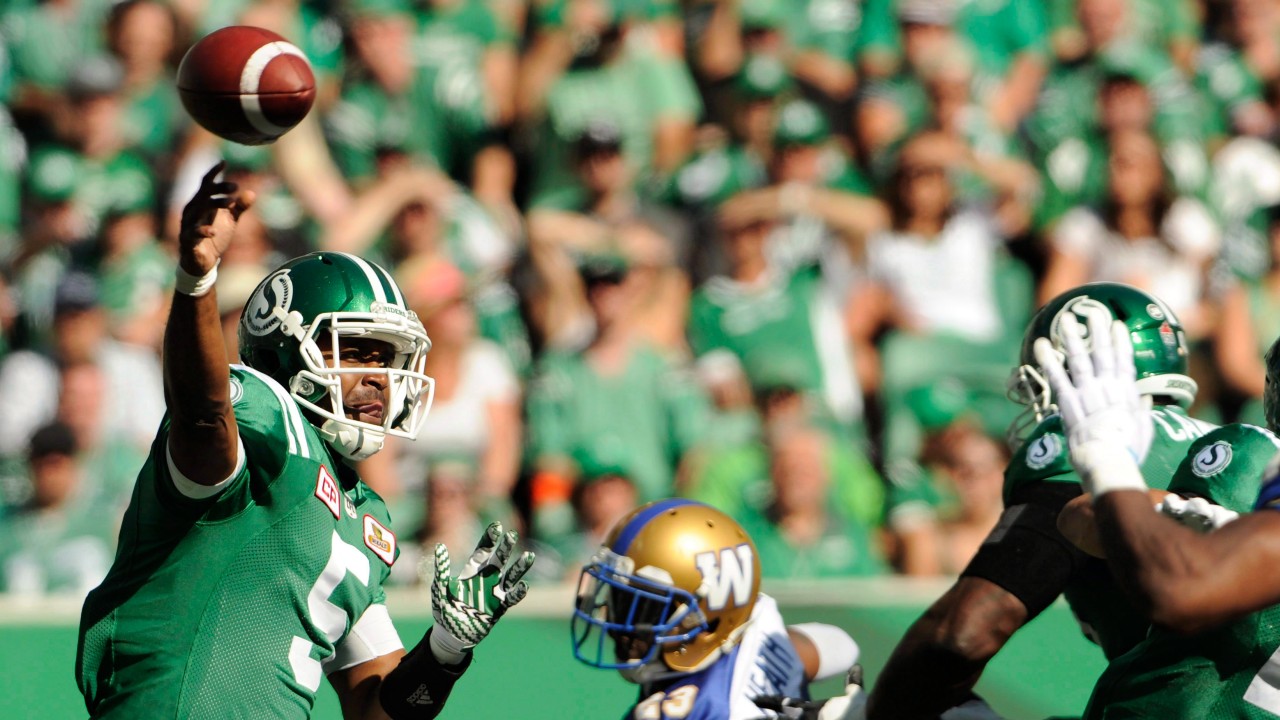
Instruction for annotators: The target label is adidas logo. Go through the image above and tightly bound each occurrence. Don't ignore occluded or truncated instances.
[408,684,434,706]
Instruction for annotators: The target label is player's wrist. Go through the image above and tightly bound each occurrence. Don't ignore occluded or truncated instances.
[1073,440,1147,499]
[427,624,471,666]
[175,260,219,297]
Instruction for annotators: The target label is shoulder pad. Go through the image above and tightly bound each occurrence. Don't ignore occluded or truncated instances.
[1004,416,1075,503]
[1172,424,1280,513]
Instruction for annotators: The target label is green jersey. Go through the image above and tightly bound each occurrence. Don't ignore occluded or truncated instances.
[689,264,862,427]
[77,366,402,719]
[1085,424,1280,719]
[1004,406,1213,659]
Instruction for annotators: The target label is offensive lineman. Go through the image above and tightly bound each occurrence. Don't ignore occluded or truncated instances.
[1039,306,1280,717]
[866,283,1215,719]
[75,164,534,718]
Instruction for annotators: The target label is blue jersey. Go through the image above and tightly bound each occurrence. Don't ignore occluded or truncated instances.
[626,595,807,720]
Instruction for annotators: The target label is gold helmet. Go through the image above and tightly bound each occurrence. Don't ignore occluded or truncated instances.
[571,499,762,682]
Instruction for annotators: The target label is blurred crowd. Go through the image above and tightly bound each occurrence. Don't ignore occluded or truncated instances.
[3,0,1280,596]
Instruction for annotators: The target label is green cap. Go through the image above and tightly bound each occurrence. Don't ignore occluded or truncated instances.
[773,99,830,146]
[741,0,787,30]
[27,148,79,204]
[735,54,792,100]
[1098,46,1167,86]
[905,378,972,431]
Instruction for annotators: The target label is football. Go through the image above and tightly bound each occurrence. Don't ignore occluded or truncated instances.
[177,26,315,146]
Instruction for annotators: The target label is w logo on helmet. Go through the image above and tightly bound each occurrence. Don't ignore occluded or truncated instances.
[694,544,755,611]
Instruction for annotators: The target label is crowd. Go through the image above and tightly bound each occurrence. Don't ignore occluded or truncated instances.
[1,0,1277,595]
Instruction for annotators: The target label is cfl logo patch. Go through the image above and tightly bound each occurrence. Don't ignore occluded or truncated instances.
[694,544,755,611]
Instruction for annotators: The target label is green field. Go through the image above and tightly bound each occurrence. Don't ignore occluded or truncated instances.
[0,579,1105,719]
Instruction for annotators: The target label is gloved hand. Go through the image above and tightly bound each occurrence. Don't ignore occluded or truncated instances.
[1158,494,1240,533]
[753,666,867,720]
[429,522,535,665]
[1033,310,1153,498]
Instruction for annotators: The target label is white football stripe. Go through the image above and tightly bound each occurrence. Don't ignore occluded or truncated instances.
[238,41,310,138]
[335,252,388,303]
[371,261,404,307]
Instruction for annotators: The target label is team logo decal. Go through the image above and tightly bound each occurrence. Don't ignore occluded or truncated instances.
[1026,434,1063,470]
[244,269,293,336]
[343,496,357,519]
[315,466,340,519]
[363,515,396,566]
[229,376,244,405]
[1192,441,1233,477]
[1049,297,1109,353]
[693,543,754,611]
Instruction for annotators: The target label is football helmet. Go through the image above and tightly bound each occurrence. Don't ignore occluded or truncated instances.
[1007,282,1196,444]
[238,252,434,461]
[1264,337,1280,435]
[571,499,761,684]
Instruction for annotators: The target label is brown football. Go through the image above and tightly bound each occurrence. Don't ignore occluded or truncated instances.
[177,26,315,146]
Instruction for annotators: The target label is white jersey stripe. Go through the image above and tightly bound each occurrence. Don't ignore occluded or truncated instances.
[334,252,387,304]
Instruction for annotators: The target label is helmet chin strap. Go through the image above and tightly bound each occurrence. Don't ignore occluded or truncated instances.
[318,418,386,461]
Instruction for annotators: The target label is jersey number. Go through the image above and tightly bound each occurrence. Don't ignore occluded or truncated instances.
[288,531,372,691]
[634,685,698,720]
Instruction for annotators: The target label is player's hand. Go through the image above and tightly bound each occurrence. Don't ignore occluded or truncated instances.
[428,522,535,665]
[1033,308,1152,497]
[1158,494,1240,533]
[178,162,255,276]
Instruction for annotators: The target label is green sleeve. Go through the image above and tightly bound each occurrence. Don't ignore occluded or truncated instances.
[1003,418,1077,506]
[637,53,702,122]
[687,290,730,358]
[1167,424,1280,514]
[790,0,860,60]
[857,0,901,62]
[1001,0,1049,57]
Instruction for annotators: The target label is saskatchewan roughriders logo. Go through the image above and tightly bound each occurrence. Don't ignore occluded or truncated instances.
[1026,434,1062,470]
[1049,297,1110,353]
[1191,441,1233,477]
[244,269,293,336]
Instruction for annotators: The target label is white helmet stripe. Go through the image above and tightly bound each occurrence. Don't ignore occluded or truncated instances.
[370,261,404,308]
[334,252,387,303]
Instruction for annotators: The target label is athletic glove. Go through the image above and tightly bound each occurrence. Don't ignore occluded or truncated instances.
[752,666,867,720]
[429,522,535,665]
[1033,309,1152,498]
[1158,495,1240,533]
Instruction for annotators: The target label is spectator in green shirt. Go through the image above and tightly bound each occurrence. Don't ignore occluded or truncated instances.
[524,252,711,513]
[1048,0,1200,73]
[105,0,189,170]
[1195,0,1280,143]
[736,422,888,579]
[0,422,115,597]
[414,0,520,126]
[1,0,112,132]
[325,0,514,208]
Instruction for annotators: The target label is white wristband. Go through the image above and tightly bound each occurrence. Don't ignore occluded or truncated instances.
[1074,441,1147,499]
[175,261,219,297]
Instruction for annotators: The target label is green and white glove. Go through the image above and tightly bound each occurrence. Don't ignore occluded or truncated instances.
[429,522,535,665]
[1033,309,1153,499]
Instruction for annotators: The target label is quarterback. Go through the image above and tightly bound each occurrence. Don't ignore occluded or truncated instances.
[1040,306,1280,717]
[866,283,1214,719]
[75,163,534,719]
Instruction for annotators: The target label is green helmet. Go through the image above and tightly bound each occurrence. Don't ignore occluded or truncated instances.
[1007,282,1196,443]
[238,252,434,461]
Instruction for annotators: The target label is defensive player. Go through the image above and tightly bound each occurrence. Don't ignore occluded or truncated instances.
[865,283,1215,719]
[1039,307,1280,717]
[570,498,863,719]
[75,163,534,719]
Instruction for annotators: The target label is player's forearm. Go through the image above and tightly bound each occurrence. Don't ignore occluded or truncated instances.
[163,274,239,484]
[1094,492,1280,633]
[867,580,1020,719]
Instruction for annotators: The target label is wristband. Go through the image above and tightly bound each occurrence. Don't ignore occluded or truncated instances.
[379,629,472,720]
[175,261,219,297]
[1074,441,1147,499]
